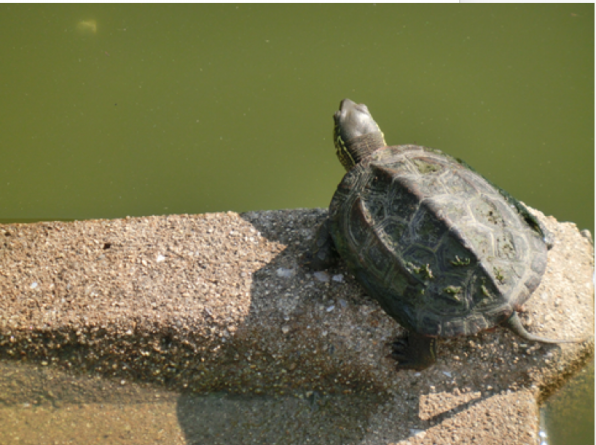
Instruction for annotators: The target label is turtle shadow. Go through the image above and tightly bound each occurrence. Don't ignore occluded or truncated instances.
[174,209,400,443]
[170,209,502,443]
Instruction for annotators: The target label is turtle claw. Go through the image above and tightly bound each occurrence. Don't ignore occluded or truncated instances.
[389,333,437,371]
[390,337,419,370]
[390,339,409,357]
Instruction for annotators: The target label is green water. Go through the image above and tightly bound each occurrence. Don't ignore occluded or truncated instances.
[0,4,593,443]
[542,361,595,445]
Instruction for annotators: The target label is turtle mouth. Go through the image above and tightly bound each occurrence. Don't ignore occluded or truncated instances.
[339,98,356,111]
[339,98,371,118]
[337,98,363,122]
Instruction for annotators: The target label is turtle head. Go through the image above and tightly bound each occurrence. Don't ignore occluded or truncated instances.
[333,98,387,171]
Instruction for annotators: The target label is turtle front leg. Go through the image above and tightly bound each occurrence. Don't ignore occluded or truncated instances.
[303,218,339,270]
[391,332,437,371]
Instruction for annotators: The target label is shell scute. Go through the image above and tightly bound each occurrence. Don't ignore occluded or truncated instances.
[530,254,547,275]
[407,201,451,249]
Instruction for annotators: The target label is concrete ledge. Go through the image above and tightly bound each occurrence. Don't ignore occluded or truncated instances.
[0,208,593,444]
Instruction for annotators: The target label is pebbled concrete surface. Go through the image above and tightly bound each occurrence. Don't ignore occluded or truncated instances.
[0,208,593,444]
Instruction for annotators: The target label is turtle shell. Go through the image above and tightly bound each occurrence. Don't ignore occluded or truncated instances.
[329,144,548,338]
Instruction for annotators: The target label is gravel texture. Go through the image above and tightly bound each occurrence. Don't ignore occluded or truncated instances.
[0,207,593,444]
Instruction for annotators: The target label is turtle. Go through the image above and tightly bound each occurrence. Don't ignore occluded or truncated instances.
[307,98,585,371]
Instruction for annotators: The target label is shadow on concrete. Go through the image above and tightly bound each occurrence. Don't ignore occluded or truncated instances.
[175,209,494,444]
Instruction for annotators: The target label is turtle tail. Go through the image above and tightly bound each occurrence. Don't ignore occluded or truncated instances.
[505,312,591,344]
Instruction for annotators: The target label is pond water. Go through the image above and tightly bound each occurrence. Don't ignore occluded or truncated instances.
[0,4,593,443]
[541,361,595,445]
